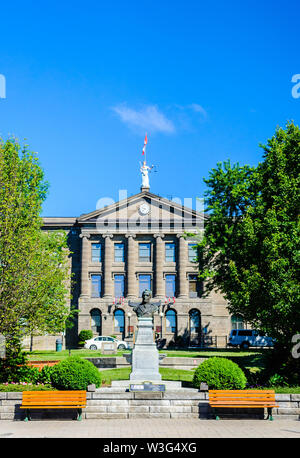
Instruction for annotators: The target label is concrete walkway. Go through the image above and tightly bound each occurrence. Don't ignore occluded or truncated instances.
[0,418,300,438]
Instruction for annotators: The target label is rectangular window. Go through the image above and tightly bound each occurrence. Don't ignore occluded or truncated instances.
[139,243,151,262]
[165,274,176,297]
[114,243,124,262]
[189,274,198,298]
[114,274,125,298]
[237,330,252,337]
[231,315,245,330]
[91,243,101,262]
[139,274,152,297]
[188,244,197,262]
[165,243,176,262]
[91,274,102,297]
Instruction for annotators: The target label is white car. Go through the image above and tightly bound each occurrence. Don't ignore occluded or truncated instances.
[228,329,275,350]
[84,336,128,350]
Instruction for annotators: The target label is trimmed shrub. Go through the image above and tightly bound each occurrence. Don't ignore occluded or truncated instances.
[0,340,28,383]
[193,357,247,390]
[14,365,40,384]
[78,330,93,347]
[50,356,101,390]
[38,365,55,384]
[0,363,40,384]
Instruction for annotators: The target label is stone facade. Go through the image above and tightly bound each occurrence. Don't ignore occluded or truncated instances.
[1,391,300,421]
[33,190,232,350]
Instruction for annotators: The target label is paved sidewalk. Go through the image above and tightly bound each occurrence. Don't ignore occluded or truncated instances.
[0,419,300,438]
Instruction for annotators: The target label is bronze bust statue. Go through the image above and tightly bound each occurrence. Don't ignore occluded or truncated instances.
[128,289,161,318]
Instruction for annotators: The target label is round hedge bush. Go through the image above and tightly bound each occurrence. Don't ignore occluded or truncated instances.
[78,330,93,347]
[192,357,247,390]
[50,356,102,390]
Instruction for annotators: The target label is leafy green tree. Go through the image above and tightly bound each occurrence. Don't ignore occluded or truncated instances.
[197,122,300,377]
[0,138,73,351]
[24,230,77,350]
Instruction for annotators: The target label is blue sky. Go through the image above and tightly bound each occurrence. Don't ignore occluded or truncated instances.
[0,0,299,216]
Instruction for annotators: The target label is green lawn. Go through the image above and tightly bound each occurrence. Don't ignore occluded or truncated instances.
[26,348,265,373]
[26,348,263,360]
[162,349,265,370]
[0,384,54,391]
[95,367,300,392]
[268,386,300,394]
[3,348,300,392]
[162,349,260,358]
[100,367,195,386]
[25,349,131,360]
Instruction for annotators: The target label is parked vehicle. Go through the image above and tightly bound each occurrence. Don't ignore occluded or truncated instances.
[84,336,128,350]
[228,329,275,350]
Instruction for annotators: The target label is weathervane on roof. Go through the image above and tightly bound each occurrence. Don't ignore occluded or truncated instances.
[139,134,156,192]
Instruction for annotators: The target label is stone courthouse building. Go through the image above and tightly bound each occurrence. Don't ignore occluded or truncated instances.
[35,162,233,350]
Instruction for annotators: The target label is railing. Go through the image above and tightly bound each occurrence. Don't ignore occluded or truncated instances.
[190,335,228,349]
[156,335,229,349]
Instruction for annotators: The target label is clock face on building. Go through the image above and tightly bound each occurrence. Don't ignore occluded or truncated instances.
[139,203,150,215]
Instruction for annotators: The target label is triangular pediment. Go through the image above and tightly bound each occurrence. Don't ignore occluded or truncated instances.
[77,191,205,232]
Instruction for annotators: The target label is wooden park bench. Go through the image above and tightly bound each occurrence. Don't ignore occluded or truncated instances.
[20,391,86,421]
[209,390,278,421]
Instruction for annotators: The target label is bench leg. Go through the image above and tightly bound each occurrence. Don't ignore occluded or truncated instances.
[212,408,220,420]
[77,408,82,421]
[267,408,273,421]
[24,409,31,422]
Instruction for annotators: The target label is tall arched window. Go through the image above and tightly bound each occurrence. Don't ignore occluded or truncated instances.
[90,308,102,334]
[166,309,177,334]
[231,314,244,330]
[114,309,125,334]
[189,309,201,334]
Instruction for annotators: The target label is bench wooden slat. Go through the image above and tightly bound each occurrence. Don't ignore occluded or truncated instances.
[209,394,275,398]
[20,406,86,409]
[209,398,277,402]
[21,396,86,398]
[210,403,278,406]
[208,390,278,420]
[21,402,86,406]
[210,400,278,403]
[21,391,86,408]
[22,391,86,398]
[20,405,86,409]
[23,390,86,397]
[23,396,85,401]
[209,392,275,396]
[211,406,277,408]
[20,391,87,421]
[209,390,276,393]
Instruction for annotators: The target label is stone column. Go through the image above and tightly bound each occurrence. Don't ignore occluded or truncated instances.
[130,317,162,382]
[126,234,136,298]
[103,234,113,298]
[177,234,188,298]
[79,233,90,297]
[154,233,165,298]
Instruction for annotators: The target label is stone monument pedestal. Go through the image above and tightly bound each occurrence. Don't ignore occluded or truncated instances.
[130,317,162,382]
